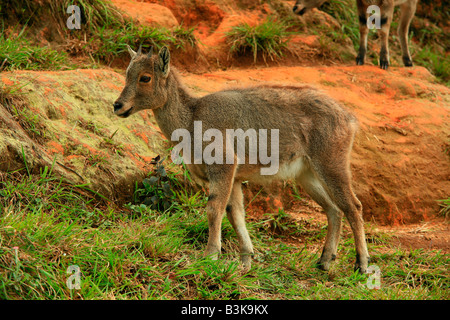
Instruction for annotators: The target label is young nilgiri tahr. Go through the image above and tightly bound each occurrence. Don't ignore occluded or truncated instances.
[114,45,370,273]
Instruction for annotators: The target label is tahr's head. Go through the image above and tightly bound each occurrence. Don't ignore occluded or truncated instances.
[292,0,327,15]
[113,45,171,118]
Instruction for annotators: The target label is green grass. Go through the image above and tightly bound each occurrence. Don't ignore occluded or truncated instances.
[8,103,48,140]
[227,17,292,63]
[1,167,448,300]
[320,0,360,47]
[0,26,69,71]
[0,0,198,69]
[413,45,450,85]
[89,22,196,64]
[0,83,49,142]
[437,197,450,219]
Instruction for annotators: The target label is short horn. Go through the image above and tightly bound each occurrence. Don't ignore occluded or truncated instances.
[147,45,154,57]
[137,44,142,56]
[127,44,137,58]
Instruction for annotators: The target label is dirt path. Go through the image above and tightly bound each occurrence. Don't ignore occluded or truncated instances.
[377,219,449,252]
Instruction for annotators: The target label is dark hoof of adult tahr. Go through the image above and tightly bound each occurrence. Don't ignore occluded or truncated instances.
[379,60,389,70]
[403,57,413,67]
[356,57,365,65]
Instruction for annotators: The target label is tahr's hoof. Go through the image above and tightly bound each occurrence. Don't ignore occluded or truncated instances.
[203,250,220,261]
[354,264,368,274]
[356,57,365,65]
[240,254,253,272]
[316,253,336,271]
[379,59,389,70]
[354,255,371,274]
[316,262,330,271]
[403,57,413,67]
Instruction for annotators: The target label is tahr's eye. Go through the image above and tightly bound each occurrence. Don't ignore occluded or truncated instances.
[139,75,151,83]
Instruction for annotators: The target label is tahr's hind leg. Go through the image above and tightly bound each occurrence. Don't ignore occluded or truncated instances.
[378,13,393,70]
[356,12,369,66]
[296,168,343,271]
[398,0,418,67]
[311,163,370,273]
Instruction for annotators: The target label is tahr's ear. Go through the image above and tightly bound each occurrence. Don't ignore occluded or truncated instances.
[127,45,137,59]
[158,46,170,77]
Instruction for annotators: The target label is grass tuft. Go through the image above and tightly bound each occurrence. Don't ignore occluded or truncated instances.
[413,45,450,85]
[436,197,450,218]
[227,17,292,63]
[0,26,69,71]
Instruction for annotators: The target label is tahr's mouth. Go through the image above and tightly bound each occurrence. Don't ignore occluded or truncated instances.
[117,107,134,118]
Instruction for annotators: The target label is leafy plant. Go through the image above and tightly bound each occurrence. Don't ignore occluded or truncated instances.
[261,208,302,236]
[227,17,291,63]
[134,156,180,212]
[266,208,293,234]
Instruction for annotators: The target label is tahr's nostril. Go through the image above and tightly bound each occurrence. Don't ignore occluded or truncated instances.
[113,101,123,112]
[293,5,298,12]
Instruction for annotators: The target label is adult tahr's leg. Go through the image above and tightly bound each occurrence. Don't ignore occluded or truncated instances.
[398,0,418,66]
[226,181,254,269]
[379,10,393,70]
[356,13,369,65]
